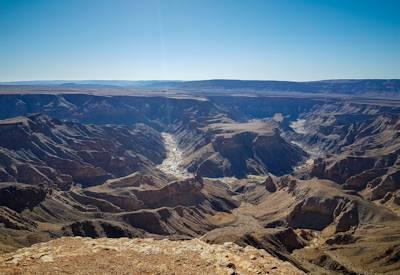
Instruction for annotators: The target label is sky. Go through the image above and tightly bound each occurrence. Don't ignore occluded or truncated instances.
[0,0,399,81]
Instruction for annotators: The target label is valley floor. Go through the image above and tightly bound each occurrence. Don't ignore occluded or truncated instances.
[157,133,193,178]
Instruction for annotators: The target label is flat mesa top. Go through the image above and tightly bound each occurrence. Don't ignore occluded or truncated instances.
[0,116,30,126]
[206,119,278,137]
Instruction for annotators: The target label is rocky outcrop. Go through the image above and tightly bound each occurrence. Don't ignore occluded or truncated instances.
[62,220,143,238]
[264,175,277,192]
[287,196,360,233]
[273,178,399,233]
[368,170,400,200]
[0,183,46,212]
[0,237,304,275]
[207,227,306,254]
[185,124,307,178]
[0,207,37,231]
[310,254,357,275]
[77,176,238,213]
[105,171,169,189]
[311,156,376,184]
[288,197,340,230]
[120,207,215,237]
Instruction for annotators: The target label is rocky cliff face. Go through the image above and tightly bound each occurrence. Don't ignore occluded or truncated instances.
[188,130,306,178]
[0,114,165,189]
[0,183,46,212]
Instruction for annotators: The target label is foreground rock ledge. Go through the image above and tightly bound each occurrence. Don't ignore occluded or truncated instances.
[0,237,303,275]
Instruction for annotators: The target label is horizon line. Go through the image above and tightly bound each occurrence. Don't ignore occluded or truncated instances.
[1,78,400,84]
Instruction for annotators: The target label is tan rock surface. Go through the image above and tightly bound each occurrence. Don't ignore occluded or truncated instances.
[0,237,303,275]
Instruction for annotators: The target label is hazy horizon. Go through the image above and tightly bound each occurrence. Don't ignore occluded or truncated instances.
[2,78,400,84]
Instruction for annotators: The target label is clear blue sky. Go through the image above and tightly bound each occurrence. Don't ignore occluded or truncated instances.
[1,0,399,81]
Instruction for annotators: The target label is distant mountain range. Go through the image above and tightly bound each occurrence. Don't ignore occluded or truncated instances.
[0,80,181,89]
[1,79,400,95]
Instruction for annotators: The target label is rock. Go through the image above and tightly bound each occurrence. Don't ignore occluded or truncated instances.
[263,176,277,193]
[325,233,358,245]
[0,114,165,189]
[369,171,400,201]
[311,254,357,275]
[0,183,46,212]
[334,203,359,233]
[0,207,37,231]
[0,237,304,274]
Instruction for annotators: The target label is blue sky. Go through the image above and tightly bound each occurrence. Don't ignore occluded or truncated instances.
[0,0,399,81]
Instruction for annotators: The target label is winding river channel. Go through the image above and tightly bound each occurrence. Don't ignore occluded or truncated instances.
[157,133,193,178]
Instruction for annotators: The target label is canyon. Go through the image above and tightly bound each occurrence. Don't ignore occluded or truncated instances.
[0,87,399,274]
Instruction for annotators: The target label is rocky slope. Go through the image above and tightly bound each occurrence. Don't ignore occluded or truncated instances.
[289,101,400,214]
[0,175,239,253]
[0,114,165,189]
[182,120,307,178]
[0,237,303,275]
[1,174,398,273]
[204,176,400,274]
